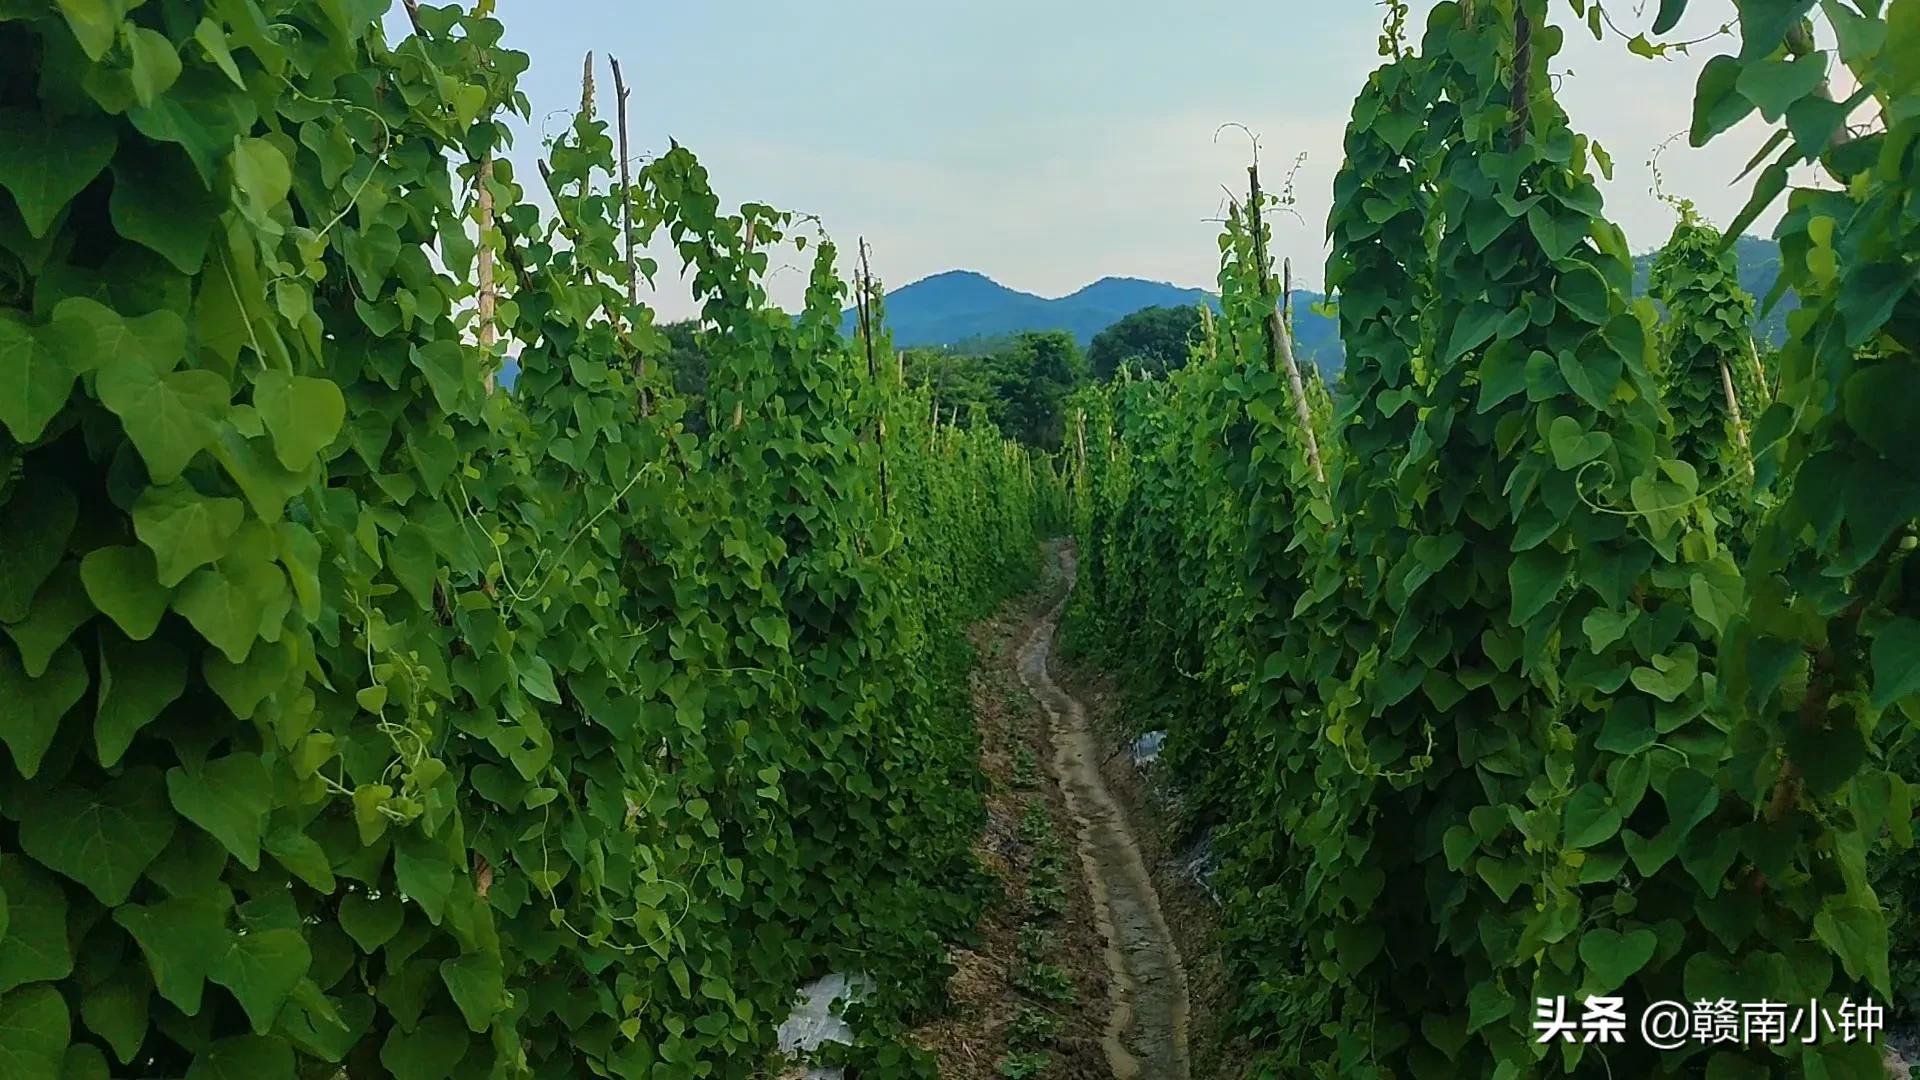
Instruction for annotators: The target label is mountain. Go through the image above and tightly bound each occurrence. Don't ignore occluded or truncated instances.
[849,271,1212,349]
[847,272,1346,377]
[857,235,1794,379]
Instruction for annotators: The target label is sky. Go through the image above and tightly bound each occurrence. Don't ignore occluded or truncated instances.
[438,0,1808,320]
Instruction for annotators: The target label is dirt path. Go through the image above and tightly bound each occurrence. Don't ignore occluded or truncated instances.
[1016,545,1192,1080]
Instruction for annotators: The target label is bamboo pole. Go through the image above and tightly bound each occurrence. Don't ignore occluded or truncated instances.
[858,240,889,516]
[1282,257,1293,337]
[610,57,648,414]
[479,157,497,394]
[580,52,595,119]
[1247,164,1325,485]
[1719,357,1754,478]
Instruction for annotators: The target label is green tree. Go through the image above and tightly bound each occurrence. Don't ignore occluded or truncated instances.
[1087,304,1205,380]
[990,331,1087,451]
[902,332,1087,451]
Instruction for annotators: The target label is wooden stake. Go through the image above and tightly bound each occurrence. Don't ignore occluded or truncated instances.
[610,56,647,415]
[478,165,497,394]
[1719,356,1754,478]
[1247,164,1325,485]
[1510,5,1532,150]
[1282,257,1293,337]
[580,52,596,120]
[857,239,889,516]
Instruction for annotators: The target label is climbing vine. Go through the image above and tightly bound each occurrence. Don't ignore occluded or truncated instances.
[0,3,1044,1078]
[1648,199,1765,533]
[1067,1,1910,1076]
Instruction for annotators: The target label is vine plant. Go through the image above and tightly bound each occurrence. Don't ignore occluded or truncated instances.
[0,3,1044,1078]
[1065,1,1898,1076]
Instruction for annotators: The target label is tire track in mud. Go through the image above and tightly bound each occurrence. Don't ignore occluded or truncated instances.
[1016,544,1191,1080]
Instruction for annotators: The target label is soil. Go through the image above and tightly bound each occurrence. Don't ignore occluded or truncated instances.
[910,553,1112,1079]
[1052,631,1254,1080]
[1015,545,1191,1080]
[1028,534,1262,1080]
[911,540,1206,1079]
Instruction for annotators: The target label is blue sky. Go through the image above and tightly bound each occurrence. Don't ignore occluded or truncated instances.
[449,1,1796,319]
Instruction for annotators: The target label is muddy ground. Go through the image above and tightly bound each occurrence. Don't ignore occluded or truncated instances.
[913,542,1206,1079]
[910,557,1112,1079]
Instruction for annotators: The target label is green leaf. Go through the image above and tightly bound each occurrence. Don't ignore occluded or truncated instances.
[167,753,273,871]
[1547,415,1610,470]
[172,557,288,664]
[127,69,259,186]
[1657,766,1719,837]
[337,891,402,953]
[262,827,334,893]
[53,298,185,377]
[750,614,790,650]
[1691,55,1757,144]
[1845,358,1920,462]
[63,1041,109,1080]
[0,107,117,237]
[95,633,186,767]
[1582,608,1636,652]
[204,637,293,721]
[109,143,221,275]
[1630,645,1700,703]
[0,983,70,1080]
[209,928,310,1035]
[1739,0,1819,60]
[54,0,126,60]
[184,1035,295,1080]
[1508,546,1571,627]
[0,642,89,780]
[0,478,77,624]
[1444,304,1504,365]
[80,546,171,641]
[1578,927,1657,994]
[1552,261,1612,324]
[0,310,91,443]
[1813,903,1890,997]
[1871,617,1920,710]
[393,835,455,925]
[1653,0,1686,34]
[96,349,229,483]
[253,371,345,471]
[439,953,504,1031]
[192,20,247,90]
[115,894,228,1014]
[1475,856,1528,903]
[0,859,72,994]
[126,26,182,107]
[1564,783,1622,848]
[409,342,470,413]
[18,766,177,905]
[379,1014,470,1080]
[1735,53,1828,121]
[4,565,93,677]
[515,654,560,704]
[133,485,245,588]
[80,973,149,1065]
[1558,340,1622,410]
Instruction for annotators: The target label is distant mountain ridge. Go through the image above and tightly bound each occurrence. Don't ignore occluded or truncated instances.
[850,235,1794,378]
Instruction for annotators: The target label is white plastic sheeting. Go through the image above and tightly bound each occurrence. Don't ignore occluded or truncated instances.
[1131,730,1166,766]
[775,972,873,1079]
